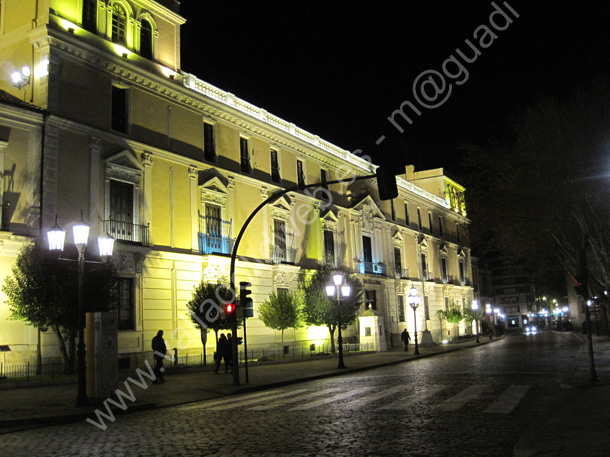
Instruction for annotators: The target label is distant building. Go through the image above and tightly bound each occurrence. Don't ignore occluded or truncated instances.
[0,0,472,365]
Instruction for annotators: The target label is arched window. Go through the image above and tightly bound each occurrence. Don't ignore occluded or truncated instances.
[82,0,97,32]
[140,19,153,59]
[111,4,127,44]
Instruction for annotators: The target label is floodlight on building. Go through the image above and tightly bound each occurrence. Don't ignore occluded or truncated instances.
[11,66,30,90]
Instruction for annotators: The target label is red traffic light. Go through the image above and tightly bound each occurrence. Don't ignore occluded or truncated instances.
[226,303,235,314]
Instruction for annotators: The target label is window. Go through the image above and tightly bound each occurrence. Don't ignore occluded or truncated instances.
[111,4,127,44]
[438,216,444,237]
[297,159,305,187]
[421,253,428,280]
[116,278,135,330]
[240,137,250,173]
[320,169,328,190]
[441,257,448,283]
[459,260,465,285]
[109,179,133,240]
[82,0,97,32]
[273,219,287,262]
[398,294,405,322]
[324,230,335,266]
[270,149,280,183]
[203,122,216,162]
[417,208,422,229]
[205,203,221,248]
[394,247,402,278]
[390,199,396,221]
[362,235,373,274]
[365,290,377,310]
[111,85,129,133]
[140,19,153,59]
[428,212,434,233]
[404,203,410,226]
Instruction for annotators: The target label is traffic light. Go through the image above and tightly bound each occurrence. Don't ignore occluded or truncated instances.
[240,281,254,318]
[376,166,398,201]
[225,302,236,321]
[573,275,587,297]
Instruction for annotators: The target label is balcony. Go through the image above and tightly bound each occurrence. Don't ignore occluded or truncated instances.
[103,219,150,245]
[358,260,386,276]
[271,245,297,264]
[323,253,341,268]
[394,267,409,279]
[199,233,234,255]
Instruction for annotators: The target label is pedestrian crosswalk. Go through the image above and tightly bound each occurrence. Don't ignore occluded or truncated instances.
[178,384,532,415]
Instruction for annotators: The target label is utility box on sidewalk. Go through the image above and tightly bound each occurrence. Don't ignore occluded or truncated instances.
[358,305,387,352]
[86,312,118,403]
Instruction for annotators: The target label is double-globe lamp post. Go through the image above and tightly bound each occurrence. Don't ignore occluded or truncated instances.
[472,300,480,344]
[326,273,351,369]
[407,286,421,355]
[47,212,114,407]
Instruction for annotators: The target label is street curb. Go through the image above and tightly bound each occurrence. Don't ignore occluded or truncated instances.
[0,402,156,434]
[0,337,499,432]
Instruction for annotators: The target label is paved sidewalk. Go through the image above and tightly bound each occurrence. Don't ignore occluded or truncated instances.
[0,337,490,432]
[513,332,610,457]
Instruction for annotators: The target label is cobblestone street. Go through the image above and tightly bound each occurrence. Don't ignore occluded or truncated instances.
[0,332,579,457]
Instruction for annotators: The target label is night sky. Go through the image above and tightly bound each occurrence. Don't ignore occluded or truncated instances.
[178,1,610,177]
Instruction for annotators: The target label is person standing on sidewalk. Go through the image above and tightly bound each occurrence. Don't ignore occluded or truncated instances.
[401,329,411,352]
[152,330,167,383]
[225,332,233,374]
[214,334,228,374]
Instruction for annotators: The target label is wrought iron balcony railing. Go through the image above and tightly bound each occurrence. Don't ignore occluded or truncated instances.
[103,219,150,245]
[271,245,297,264]
[358,260,386,276]
[199,233,234,255]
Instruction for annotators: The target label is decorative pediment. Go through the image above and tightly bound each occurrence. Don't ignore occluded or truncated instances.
[271,195,293,220]
[353,195,385,233]
[105,149,143,185]
[392,229,404,246]
[199,171,229,206]
[321,208,339,230]
[419,236,429,251]
[458,248,466,258]
[440,243,449,255]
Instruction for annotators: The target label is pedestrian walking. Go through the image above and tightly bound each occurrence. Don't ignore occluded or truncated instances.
[401,329,411,352]
[152,330,167,383]
[214,333,228,374]
[226,332,233,374]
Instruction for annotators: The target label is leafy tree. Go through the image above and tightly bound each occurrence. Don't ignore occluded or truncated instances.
[258,290,303,357]
[445,299,463,338]
[462,79,610,298]
[3,240,118,373]
[299,265,364,353]
[436,309,447,338]
[186,278,240,365]
[463,303,484,336]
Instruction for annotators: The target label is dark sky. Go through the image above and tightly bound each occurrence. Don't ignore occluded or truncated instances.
[178,1,610,177]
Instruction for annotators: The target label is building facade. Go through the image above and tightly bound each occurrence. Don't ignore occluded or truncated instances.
[0,0,473,365]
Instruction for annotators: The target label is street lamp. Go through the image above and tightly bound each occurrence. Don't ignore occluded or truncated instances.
[472,300,480,343]
[326,272,351,369]
[407,286,421,355]
[47,211,114,407]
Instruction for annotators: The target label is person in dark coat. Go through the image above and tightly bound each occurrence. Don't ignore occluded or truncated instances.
[225,333,233,374]
[214,334,228,374]
[401,329,411,352]
[152,330,167,383]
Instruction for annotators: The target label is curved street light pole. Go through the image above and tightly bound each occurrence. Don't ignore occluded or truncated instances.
[408,286,421,356]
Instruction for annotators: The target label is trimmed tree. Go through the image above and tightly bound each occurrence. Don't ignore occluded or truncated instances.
[186,278,240,365]
[299,265,364,353]
[446,299,464,339]
[258,290,303,357]
[3,240,118,373]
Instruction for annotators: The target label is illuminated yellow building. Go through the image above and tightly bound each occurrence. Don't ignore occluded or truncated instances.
[0,0,472,365]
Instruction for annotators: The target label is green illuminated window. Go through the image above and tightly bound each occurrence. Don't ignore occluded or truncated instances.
[112,4,127,44]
